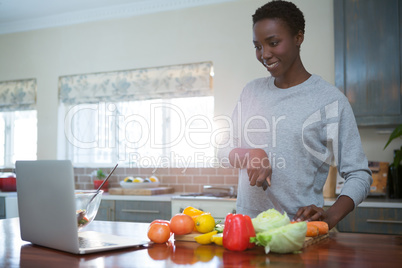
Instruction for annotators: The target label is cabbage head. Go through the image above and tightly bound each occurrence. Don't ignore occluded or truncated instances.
[252,208,290,233]
[251,221,307,254]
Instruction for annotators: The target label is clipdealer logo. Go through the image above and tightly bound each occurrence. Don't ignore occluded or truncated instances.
[302,100,339,166]
[62,100,340,169]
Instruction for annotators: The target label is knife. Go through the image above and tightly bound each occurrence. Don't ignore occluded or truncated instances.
[261,179,284,213]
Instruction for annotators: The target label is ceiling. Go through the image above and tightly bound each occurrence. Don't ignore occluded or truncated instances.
[0,0,233,35]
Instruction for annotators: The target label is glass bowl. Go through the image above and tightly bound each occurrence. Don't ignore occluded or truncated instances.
[75,190,103,231]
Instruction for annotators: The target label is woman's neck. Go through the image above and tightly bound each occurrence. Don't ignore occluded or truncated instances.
[274,59,311,89]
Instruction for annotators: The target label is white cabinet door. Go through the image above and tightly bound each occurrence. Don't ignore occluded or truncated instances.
[171,199,236,222]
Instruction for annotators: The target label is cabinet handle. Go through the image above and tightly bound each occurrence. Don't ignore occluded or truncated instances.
[108,208,114,221]
[366,219,402,224]
[121,209,160,214]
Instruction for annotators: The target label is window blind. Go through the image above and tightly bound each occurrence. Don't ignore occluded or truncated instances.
[0,78,37,111]
[59,61,213,105]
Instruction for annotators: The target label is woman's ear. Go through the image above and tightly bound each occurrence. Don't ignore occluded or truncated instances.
[295,30,304,47]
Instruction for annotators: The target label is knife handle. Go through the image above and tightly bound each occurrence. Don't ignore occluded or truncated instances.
[262,180,269,191]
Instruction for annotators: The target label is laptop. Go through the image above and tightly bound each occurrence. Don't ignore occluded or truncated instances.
[15,160,150,254]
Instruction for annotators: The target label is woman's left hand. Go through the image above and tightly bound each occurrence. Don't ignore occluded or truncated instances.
[293,204,327,222]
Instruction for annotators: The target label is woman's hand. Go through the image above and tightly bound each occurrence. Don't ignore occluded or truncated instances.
[247,149,272,188]
[293,204,328,222]
[293,195,355,230]
[229,148,272,188]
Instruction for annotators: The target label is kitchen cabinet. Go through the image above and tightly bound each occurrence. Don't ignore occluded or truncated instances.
[115,200,171,223]
[0,197,5,219]
[334,0,402,126]
[0,194,18,219]
[336,207,402,235]
[96,195,173,223]
[171,198,236,222]
[95,200,115,221]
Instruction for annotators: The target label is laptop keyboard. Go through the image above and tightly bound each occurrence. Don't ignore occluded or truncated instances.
[78,237,118,248]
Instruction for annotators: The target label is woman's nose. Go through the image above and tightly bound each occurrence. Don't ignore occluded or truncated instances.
[261,47,272,61]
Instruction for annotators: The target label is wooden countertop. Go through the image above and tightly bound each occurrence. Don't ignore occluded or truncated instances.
[1,218,401,268]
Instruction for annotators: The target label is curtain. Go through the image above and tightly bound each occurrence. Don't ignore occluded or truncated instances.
[59,61,213,105]
[0,78,37,111]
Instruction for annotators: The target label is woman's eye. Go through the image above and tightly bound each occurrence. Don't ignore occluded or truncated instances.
[270,41,278,46]
[254,45,262,50]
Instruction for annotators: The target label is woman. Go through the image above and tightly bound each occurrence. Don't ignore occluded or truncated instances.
[217,0,372,229]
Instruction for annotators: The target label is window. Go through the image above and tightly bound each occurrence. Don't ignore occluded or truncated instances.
[59,62,214,168]
[0,110,37,166]
[0,79,37,167]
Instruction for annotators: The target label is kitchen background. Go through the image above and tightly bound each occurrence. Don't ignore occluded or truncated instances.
[0,0,401,192]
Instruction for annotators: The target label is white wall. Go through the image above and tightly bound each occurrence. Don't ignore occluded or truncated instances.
[0,0,400,163]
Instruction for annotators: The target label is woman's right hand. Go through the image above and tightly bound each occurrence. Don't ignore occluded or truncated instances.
[229,148,272,188]
[247,149,272,188]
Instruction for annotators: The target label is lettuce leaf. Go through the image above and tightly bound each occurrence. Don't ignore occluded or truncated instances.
[252,208,290,233]
[251,221,307,254]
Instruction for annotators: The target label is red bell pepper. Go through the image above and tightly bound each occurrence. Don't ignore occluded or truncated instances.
[222,213,256,251]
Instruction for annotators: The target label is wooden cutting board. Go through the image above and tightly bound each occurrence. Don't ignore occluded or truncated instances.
[303,233,330,247]
[109,187,174,195]
[174,232,329,248]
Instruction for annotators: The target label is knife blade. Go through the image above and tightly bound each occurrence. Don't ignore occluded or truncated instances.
[261,180,284,213]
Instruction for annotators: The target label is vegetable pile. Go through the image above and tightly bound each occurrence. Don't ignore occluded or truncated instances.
[146,206,329,254]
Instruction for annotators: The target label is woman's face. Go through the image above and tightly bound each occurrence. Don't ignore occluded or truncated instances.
[253,18,302,81]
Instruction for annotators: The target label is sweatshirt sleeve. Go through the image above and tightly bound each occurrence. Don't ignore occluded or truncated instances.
[336,98,373,207]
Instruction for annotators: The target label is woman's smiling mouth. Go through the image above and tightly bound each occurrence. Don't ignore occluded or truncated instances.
[263,61,279,69]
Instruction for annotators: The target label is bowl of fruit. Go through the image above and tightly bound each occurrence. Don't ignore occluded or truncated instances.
[76,190,103,231]
[120,176,160,189]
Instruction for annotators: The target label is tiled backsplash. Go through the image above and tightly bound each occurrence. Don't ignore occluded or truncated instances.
[74,167,239,193]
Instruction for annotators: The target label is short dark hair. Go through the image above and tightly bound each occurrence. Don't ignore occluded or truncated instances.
[252,0,305,35]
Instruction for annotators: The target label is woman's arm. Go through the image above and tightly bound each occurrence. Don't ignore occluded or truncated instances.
[293,195,354,230]
[229,148,272,188]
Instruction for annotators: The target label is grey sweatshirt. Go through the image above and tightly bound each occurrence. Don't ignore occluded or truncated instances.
[217,74,372,219]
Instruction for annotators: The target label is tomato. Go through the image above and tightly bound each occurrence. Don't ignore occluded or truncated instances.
[147,222,171,243]
[149,220,172,234]
[169,214,195,235]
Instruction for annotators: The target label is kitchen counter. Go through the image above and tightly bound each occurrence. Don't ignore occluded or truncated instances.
[0,192,17,197]
[102,193,402,208]
[171,195,236,202]
[1,217,401,268]
[324,197,402,208]
[3,191,402,208]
